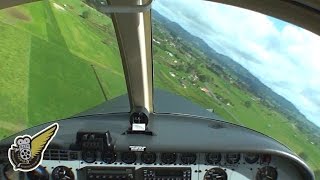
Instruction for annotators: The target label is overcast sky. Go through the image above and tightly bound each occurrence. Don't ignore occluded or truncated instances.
[153,0,320,127]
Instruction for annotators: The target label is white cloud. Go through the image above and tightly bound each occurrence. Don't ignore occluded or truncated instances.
[153,0,320,127]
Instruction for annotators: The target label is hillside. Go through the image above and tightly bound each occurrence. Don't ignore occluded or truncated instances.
[153,11,311,125]
[152,10,320,173]
[153,9,320,154]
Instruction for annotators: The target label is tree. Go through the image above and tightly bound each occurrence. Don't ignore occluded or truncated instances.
[80,11,90,19]
[185,65,193,73]
[298,152,308,161]
[244,101,252,108]
[198,73,208,82]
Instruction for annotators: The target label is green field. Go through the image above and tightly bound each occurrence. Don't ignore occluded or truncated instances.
[152,14,320,175]
[0,0,126,136]
[0,0,319,178]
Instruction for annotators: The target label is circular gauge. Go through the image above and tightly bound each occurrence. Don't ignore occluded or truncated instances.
[203,168,227,180]
[180,153,197,164]
[245,153,259,164]
[226,153,240,164]
[141,152,157,164]
[51,166,74,180]
[256,166,278,180]
[3,164,24,180]
[102,150,117,164]
[261,154,272,164]
[161,152,177,164]
[82,151,96,163]
[26,165,49,180]
[206,153,222,164]
[121,152,137,164]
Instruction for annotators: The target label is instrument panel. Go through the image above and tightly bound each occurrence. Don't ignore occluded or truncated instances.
[0,113,314,179]
[0,150,304,180]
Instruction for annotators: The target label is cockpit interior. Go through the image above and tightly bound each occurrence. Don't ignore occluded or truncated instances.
[0,0,319,179]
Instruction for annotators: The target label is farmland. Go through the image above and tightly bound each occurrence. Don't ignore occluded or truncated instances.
[152,12,320,173]
[0,0,126,136]
[0,0,319,177]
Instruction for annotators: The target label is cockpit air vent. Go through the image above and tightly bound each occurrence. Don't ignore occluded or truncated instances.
[44,149,73,161]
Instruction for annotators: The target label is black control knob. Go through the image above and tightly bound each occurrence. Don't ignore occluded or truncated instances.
[102,150,117,164]
[244,153,259,164]
[82,151,96,163]
[121,152,137,164]
[161,152,177,164]
[51,166,74,180]
[180,153,197,164]
[141,152,157,164]
[204,168,227,180]
[206,153,221,164]
[256,166,278,180]
[26,165,49,180]
[226,153,240,164]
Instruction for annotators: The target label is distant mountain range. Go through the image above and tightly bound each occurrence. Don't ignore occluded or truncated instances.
[152,10,320,134]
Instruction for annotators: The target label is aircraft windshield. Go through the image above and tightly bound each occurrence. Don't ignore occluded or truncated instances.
[1,0,320,178]
[152,0,320,175]
[0,1,127,139]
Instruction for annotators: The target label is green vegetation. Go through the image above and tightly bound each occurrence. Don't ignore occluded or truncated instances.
[0,22,30,138]
[28,36,105,126]
[0,0,126,138]
[0,0,319,178]
[152,12,320,176]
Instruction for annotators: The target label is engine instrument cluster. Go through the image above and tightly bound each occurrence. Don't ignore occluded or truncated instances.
[0,150,303,180]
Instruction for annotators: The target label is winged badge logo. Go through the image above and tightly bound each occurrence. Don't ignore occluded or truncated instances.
[8,123,59,172]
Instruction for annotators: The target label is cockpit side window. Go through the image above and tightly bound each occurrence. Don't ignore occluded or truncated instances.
[152,0,320,174]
